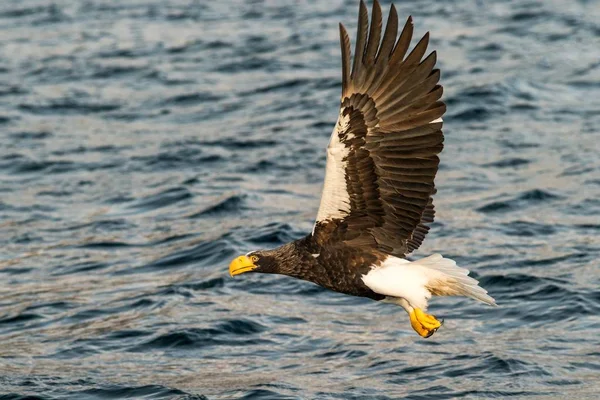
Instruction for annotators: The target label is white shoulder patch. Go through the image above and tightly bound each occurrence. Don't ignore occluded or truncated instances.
[313,111,352,228]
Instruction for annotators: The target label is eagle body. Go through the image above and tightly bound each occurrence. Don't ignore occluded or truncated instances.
[242,234,385,300]
[229,0,496,338]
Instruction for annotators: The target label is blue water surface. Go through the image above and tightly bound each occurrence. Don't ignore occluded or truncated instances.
[1,0,599,399]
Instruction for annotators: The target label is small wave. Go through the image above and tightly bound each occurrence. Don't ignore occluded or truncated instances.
[91,64,148,79]
[217,57,273,73]
[444,353,550,380]
[518,253,587,268]
[0,395,49,400]
[76,241,132,250]
[446,84,505,108]
[451,106,493,122]
[476,201,511,213]
[51,144,124,156]
[79,385,207,400]
[477,273,598,320]
[511,103,539,111]
[501,220,557,237]
[143,70,196,86]
[565,197,600,216]
[188,195,246,218]
[134,319,267,350]
[483,158,530,168]
[0,5,48,19]
[559,166,595,177]
[37,189,72,197]
[132,148,222,170]
[95,48,153,59]
[316,348,367,359]
[479,273,567,291]
[52,261,110,276]
[124,238,234,274]
[217,319,267,335]
[241,222,301,246]
[519,189,561,201]
[43,219,132,234]
[477,42,504,53]
[240,78,309,96]
[124,187,193,213]
[0,154,76,175]
[510,10,550,22]
[267,315,307,325]
[162,92,224,106]
[575,223,600,232]
[8,131,52,140]
[0,312,42,326]
[19,101,121,115]
[237,390,298,400]
[202,138,278,149]
[477,189,561,213]
[180,277,225,291]
[166,40,203,54]
[498,139,540,149]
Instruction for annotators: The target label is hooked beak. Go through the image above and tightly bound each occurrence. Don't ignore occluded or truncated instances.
[229,255,257,277]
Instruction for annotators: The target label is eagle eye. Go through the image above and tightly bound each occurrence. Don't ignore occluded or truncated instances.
[250,255,259,262]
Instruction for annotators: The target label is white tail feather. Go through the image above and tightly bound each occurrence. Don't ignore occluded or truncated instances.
[413,254,497,306]
[362,254,496,311]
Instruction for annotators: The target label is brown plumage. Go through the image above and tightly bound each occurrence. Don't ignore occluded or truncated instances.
[326,1,444,257]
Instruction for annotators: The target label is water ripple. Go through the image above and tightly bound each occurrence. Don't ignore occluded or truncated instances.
[1,0,599,399]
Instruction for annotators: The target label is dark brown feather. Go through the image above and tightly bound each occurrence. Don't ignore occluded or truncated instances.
[364,0,382,66]
[315,2,446,257]
[376,4,398,63]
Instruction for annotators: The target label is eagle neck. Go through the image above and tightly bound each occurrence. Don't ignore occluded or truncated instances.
[269,237,318,279]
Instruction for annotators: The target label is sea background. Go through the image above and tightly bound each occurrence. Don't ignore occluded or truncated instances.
[1,0,599,399]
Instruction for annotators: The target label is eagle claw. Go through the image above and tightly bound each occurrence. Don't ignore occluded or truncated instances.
[410,308,443,338]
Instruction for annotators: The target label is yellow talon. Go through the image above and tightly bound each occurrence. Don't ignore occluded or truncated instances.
[414,308,443,330]
[409,312,431,338]
[410,308,443,338]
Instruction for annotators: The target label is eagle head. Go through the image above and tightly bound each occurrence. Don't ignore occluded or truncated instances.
[229,250,279,276]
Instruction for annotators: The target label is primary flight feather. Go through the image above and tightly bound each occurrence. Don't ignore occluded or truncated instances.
[229,0,495,338]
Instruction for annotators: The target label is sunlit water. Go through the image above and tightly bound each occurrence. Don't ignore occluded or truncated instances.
[1,0,599,399]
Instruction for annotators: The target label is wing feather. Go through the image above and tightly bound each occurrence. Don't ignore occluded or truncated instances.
[339,24,351,96]
[351,1,369,87]
[376,4,398,63]
[364,1,382,66]
[314,2,445,256]
[389,16,414,65]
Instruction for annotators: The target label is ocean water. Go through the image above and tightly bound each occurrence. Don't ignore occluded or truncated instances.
[1,0,599,398]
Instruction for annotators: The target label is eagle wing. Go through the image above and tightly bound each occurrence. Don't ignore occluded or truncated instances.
[313,0,445,257]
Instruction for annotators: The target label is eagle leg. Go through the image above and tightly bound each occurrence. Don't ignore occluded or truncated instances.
[409,308,443,338]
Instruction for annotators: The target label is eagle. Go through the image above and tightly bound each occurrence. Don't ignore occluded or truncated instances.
[229,0,496,338]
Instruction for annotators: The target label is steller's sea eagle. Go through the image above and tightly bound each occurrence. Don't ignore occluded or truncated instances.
[229,0,496,338]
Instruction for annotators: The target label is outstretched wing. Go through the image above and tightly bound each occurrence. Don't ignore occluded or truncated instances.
[313,0,445,257]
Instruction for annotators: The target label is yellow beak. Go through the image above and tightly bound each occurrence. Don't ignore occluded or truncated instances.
[229,255,257,277]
